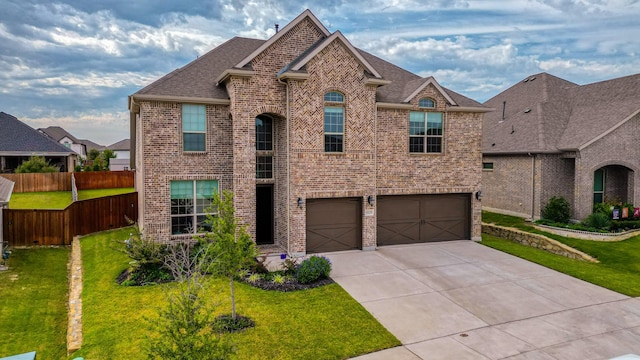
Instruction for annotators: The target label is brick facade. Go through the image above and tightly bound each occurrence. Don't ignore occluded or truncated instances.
[132,11,486,250]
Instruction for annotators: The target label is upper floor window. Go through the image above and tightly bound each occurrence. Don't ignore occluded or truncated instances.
[182,104,206,152]
[419,98,435,108]
[409,111,443,153]
[324,91,344,152]
[255,115,273,179]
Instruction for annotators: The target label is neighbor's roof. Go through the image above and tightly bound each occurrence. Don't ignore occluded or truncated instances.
[39,126,104,151]
[483,72,640,154]
[0,176,14,205]
[132,11,483,109]
[108,139,130,151]
[0,112,75,155]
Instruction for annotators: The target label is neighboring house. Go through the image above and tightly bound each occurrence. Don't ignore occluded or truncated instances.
[107,139,130,171]
[482,72,640,220]
[128,10,489,254]
[0,112,77,173]
[38,126,104,159]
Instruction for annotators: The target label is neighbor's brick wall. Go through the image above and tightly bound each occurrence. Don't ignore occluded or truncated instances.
[539,154,575,219]
[574,113,640,219]
[482,155,535,218]
[287,39,378,253]
[376,84,483,240]
[138,101,233,241]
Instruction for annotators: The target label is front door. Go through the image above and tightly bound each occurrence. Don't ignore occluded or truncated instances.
[256,185,274,245]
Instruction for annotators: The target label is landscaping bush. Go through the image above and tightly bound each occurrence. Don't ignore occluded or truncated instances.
[610,220,640,231]
[541,196,571,224]
[582,212,611,230]
[296,256,332,284]
[118,230,172,285]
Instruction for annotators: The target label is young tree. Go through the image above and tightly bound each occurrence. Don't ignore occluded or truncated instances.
[101,148,116,171]
[146,243,233,360]
[15,156,58,173]
[201,190,257,321]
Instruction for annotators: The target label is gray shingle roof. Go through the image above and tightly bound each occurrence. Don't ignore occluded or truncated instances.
[483,72,640,153]
[0,112,74,154]
[39,126,104,151]
[108,139,130,150]
[134,35,483,108]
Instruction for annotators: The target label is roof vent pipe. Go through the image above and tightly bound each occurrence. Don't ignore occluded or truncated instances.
[275,24,279,33]
[502,101,506,120]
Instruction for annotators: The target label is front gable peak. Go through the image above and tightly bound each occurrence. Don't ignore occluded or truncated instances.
[403,77,457,106]
[234,9,331,69]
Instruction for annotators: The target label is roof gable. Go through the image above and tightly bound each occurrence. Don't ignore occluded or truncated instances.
[402,77,457,105]
[235,9,330,69]
[280,31,383,79]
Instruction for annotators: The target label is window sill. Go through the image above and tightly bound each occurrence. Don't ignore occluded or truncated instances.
[183,151,207,155]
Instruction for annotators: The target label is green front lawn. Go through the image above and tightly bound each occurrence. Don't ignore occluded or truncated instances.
[71,228,400,359]
[9,187,135,209]
[0,247,70,358]
[482,211,640,296]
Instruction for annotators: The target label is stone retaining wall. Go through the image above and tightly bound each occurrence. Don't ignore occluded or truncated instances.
[482,223,599,263]
[533,224,640,242]
[67,236,83,354]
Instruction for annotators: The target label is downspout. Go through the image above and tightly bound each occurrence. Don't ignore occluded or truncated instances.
[529,153,535,220]
[277,77,291,256]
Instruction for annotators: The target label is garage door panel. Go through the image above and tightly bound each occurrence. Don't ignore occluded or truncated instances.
[378,194,470,245]
[377,221,420,246]
[307,198,362,253]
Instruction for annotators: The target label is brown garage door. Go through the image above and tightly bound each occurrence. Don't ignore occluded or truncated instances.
[377,194,470,246]
[306,198,362,253]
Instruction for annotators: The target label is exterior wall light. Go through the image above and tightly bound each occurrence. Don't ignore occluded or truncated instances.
[475,191,482,201]
[367,195,375,206]
[297,197,304,209]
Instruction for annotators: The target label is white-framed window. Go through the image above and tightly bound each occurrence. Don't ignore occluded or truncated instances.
[324,91,344,152]
[170,180,218,235]
[419,98,435,108]
[182,104,206,152]
[409,111,443,153]
[594,168,605,204]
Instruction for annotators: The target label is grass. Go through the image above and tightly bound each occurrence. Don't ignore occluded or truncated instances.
[71,227,400,359]
[481,211,640,296]
[0,247,70,359]
[9,187,135,209]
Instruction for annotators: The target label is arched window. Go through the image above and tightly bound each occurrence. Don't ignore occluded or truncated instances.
[324,91,344,152]
[419,98,435,108]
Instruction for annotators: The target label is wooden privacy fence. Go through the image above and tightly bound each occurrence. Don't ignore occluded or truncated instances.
[3,192,138,246]
[0,173,71,192]
[0,171,134,193]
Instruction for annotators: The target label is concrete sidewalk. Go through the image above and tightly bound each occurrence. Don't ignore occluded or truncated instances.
[322,241,640,360]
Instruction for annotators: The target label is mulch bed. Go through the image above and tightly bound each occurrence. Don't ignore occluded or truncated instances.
[240,276,334,292]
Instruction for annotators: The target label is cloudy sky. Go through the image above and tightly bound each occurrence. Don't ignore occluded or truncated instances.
[1,0,639,146]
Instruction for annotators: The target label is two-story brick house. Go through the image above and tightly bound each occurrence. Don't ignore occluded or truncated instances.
[128,10,489,255]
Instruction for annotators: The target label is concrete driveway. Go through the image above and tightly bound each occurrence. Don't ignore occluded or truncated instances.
[321,241,640,360]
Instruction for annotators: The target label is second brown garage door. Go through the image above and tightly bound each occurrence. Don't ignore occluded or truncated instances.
[306,198,362,253]
[377,194,470,246]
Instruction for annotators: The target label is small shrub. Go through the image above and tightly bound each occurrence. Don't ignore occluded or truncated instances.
[541,196,571,224]
[281,258,299,276]
[296,256,332,284]
[593,202,611,216]
[119,230,172,285]
[247,273,262,283]
[271,273,286,284]
[583,212,611,230]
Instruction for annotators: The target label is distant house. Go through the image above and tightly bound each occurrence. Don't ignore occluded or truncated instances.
[108,139,130,171]
[128,10,488,254]
[482,72,640,220]
[0,112,77,173]
[38,126,104,159]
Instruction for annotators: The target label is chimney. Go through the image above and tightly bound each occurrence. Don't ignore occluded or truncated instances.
[275,24,279,33]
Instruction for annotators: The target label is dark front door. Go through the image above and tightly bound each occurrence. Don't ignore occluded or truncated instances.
[306,198,362,253]
[377,194,471,246]
[256,185,274,245]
